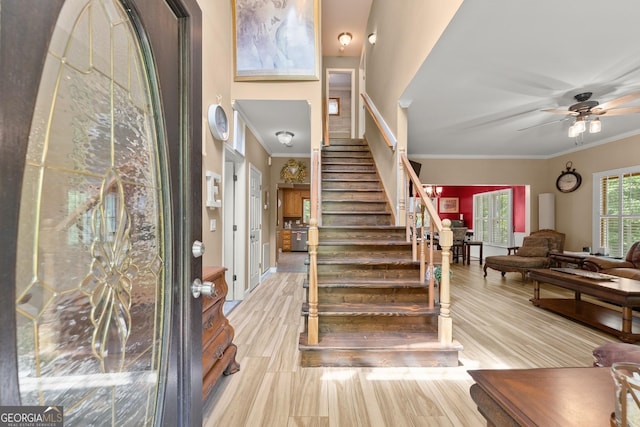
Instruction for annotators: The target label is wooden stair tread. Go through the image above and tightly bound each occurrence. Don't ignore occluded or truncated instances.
[319,225,404,230]
[317,257,417,265]
[322,210,390,215]
[319,240,409,246]
[302,302,438,316]
[322,188,383,192]
[312,280,426,288]
[322,177,380,182]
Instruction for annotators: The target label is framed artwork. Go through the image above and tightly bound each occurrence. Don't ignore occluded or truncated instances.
[328,98,340,115]
[439,197,459,213]
[232,0,320,81]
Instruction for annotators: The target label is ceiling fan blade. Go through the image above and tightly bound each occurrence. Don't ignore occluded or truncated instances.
[594,89,640,111]
[541,108,577,115]
[517,117,569,131]
[594,106,640,116]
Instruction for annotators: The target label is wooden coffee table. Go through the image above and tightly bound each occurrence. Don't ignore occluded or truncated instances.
[529,268,640,342]
[469,367,614,427]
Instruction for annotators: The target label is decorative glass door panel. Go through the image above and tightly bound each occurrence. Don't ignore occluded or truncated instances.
[15,0,169,425]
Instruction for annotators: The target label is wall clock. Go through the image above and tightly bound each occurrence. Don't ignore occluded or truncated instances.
[556,161,582,193]
[207,103,229,141]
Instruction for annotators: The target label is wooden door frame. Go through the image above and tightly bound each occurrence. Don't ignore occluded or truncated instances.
[0,0,203,424]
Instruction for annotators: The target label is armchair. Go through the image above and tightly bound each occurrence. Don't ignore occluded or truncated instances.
[582,242,640,280]
[483,229,565,281]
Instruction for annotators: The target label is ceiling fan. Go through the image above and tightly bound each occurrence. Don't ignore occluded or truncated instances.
[542,90,640,118]
[519,90,640,135]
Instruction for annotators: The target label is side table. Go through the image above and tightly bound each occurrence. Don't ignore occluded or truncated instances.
[465,241,483,265]
[549,251,590,268]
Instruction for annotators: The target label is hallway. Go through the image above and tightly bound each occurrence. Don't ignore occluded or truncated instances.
[203,262,614,426]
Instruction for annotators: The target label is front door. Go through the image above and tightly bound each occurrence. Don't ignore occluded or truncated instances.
[0,0,203,425]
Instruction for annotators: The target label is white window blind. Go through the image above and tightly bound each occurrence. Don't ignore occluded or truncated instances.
[473,189,513,247]
[595,167,640,258]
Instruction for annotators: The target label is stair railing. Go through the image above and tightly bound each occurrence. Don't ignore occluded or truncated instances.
[400,154,454,345]
[307,148,321,345]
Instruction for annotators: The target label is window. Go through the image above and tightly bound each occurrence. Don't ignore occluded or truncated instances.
[593,167,640,258]
[473,189,513,247]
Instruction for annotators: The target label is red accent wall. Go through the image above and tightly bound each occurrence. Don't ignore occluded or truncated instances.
[437,185,526,233]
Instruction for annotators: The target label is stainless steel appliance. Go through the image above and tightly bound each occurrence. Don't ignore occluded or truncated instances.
[291,227,308,252]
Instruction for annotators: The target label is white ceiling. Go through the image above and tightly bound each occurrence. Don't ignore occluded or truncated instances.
[234,1,640,159]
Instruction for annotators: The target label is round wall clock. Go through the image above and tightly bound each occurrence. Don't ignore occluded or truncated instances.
[207,103,229,141]
[556,161,582,193]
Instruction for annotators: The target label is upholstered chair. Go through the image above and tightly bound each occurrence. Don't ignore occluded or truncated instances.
[483,229,565,281]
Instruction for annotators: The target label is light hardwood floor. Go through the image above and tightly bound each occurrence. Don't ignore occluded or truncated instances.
[203,255,617,426]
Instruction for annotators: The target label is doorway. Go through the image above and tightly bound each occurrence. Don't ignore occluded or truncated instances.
[326,68,357,139]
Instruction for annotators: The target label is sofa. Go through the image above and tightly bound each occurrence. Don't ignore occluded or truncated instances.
[483,229,565,281]
[582,241,640,280]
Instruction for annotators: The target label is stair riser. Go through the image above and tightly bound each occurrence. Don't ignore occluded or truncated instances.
[321,190,385,201]
[318,245,412,259]
[317,315,437,334]
[326,139,365,146]
[322,181,382,190]
[322,164,374,172]
[322,172,377,181]
[318,287,428,304]
[322,214,392,226]
[322,152,372,159]
[318,228,406,241]
[300,348,459,368]
[323,145,371,152]
[317,265,420,280]
[322,201,388,212]
[322,157,373,165]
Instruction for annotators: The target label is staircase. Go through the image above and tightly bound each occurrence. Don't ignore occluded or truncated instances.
[298,138,461,367]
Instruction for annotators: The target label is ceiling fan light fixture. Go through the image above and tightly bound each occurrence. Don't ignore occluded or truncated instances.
[276,130,294,146]
[589,118,602,133]
[568,124,579,138]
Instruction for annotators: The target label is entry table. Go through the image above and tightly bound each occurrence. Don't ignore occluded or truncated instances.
[469,367,614,427]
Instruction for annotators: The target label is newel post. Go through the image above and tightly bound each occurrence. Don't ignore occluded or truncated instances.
[438,219,453,345]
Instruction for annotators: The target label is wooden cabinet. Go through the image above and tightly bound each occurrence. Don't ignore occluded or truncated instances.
[283,189,310,218]
[282,229,292,252]
[201,266,240,401]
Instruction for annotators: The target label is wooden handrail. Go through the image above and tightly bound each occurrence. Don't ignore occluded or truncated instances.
[306,148,321,344]
[361,93,396,149]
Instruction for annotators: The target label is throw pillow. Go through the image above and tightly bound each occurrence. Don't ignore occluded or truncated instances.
[521,236,550,248]
[516,246,549,257]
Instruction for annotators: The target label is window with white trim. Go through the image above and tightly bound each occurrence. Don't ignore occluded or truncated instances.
[473,189,513,247]
[593,166,640,258]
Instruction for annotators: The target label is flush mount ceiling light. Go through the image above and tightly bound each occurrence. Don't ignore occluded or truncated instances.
[367,33,377,45]
[276,130,294,147]
[338,32,352,47]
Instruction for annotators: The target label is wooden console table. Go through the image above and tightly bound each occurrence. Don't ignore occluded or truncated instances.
[529,268,640,342]
[469,367,614,426]
[201,266,240,401]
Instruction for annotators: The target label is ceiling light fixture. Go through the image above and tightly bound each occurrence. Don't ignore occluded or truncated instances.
[422,184,443,198]
[338,32,352,47]
[276,130,294,147]
[367,33,377,45]
[568,116,602,138]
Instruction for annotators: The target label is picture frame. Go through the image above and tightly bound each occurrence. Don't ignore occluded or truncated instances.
[439,197,459,214]
[232,0,320,81]
[328,98,340,115]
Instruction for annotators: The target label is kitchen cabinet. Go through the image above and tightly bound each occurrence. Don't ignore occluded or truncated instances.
[283,189,310,218]
[282,229,292,252]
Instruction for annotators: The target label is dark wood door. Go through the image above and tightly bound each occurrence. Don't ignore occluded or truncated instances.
[0,0,203,425]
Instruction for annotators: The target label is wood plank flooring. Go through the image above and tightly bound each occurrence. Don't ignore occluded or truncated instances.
[203,255,618,426]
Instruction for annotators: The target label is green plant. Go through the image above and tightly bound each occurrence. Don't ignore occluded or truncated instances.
[427,266,452,283]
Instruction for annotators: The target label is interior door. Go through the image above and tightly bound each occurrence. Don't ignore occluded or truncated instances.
[0,0,203,425]
[249,165,262,292]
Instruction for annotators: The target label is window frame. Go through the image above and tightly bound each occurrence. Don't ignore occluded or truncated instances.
[473,189,513,247]
[592,165,640,258]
